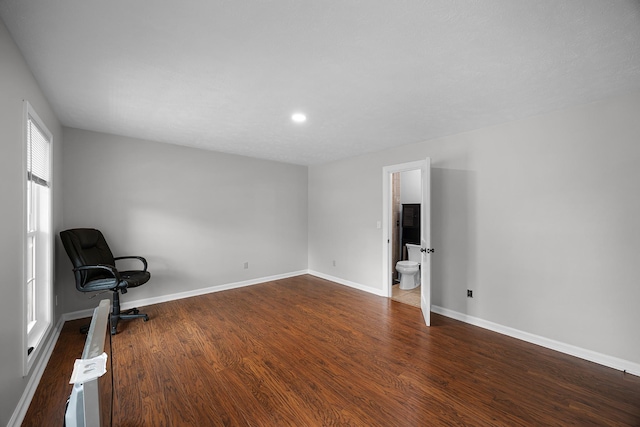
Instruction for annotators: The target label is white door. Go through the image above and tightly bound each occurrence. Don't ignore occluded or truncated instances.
[420,158,432,326]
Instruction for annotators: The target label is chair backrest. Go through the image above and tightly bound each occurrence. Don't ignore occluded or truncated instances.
[60,228,116,286]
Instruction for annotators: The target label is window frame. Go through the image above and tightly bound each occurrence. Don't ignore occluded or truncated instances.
[23,101,54,376]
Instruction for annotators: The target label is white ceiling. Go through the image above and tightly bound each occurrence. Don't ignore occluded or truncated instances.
[2,1,640,165]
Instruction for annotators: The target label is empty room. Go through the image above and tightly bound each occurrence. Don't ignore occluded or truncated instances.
[1,1,640,426]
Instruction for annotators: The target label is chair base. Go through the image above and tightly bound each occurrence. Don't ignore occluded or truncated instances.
[77,289,149,335]
[110,289,149,335]
[111,308,149,335]
[78,306,149,335]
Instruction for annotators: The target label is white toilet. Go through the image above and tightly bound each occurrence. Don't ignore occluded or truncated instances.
[396,243,421,290]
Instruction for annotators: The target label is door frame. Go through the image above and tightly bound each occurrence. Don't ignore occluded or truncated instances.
[383,158,432,326]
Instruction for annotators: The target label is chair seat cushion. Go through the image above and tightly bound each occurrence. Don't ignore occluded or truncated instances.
[120,270,151,288]
[82,278,122,292]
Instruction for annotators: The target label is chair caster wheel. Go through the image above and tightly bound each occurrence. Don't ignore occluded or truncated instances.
[143,315,149,322]
[132,308,140,314]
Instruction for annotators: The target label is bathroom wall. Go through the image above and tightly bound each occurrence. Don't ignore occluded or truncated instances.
[399,169,421,257]
[308,90,640,369]
[0,18,63,427]
[400,169,421,204]
[58,128,309,314]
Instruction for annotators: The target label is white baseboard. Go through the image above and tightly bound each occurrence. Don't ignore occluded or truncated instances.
[431,305,640,377]
[15,271,637,427]
[8,317,65,427]
[63,270,310,321]
[108,271,639,376]
[308,270,387,296]
[304,273,640,377]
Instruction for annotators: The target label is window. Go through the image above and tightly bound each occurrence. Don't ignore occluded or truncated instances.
[24,102,53,374]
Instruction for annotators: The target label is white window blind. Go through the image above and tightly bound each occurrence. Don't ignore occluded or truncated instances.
[27,117,51,187]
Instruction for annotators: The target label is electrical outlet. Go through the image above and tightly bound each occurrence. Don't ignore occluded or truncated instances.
[467,289,473,298]
[244,262,249,269]
[332,260,336,267]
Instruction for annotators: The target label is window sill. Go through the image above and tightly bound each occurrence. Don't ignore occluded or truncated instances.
[24,321,51,376]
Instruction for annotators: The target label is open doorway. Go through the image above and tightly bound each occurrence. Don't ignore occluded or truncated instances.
[382,158,432,326]
[389,170,422,307]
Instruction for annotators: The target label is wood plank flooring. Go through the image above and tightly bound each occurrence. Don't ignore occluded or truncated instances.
[23,275,640,426]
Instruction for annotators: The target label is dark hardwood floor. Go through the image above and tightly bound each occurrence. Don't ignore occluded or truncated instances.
[23,275,640,426]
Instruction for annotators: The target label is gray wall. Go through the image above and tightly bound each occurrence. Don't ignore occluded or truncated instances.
[0,18,63,426]
[308,91,640,366]
[58,128,309,314]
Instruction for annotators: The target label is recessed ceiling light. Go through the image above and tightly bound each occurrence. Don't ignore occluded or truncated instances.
[291,113,307,123]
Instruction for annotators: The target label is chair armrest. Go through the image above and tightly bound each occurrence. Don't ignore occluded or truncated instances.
[73,264,123,292]
[114,256,148,271]
[74,264,122,281]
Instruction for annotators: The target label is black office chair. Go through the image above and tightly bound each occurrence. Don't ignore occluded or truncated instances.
[60,228,150,335]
